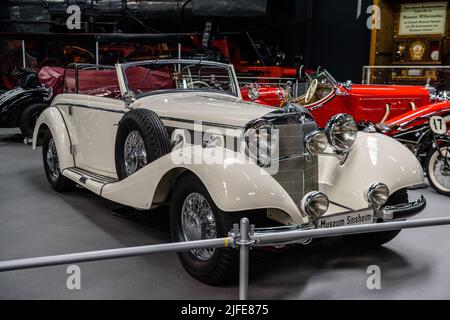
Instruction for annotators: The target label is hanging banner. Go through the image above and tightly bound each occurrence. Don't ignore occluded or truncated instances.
[399,2,447,35]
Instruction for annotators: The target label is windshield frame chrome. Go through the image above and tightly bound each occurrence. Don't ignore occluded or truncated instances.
[118,59,240,99]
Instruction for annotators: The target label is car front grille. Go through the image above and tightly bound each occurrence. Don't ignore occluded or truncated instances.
[271,121,319,210]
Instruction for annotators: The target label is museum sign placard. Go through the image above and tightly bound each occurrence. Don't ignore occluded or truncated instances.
[399,2,447,35]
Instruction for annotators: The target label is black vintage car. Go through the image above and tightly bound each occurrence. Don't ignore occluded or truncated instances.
[0,70,52,137]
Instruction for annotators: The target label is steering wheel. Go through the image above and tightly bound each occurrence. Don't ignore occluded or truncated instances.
[304,79,318,104]
[187,81,211,89]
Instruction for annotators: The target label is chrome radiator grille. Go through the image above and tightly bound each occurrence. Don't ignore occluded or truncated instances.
[272,122,319,209]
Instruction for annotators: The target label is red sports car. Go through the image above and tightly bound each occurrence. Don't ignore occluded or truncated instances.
[241,69,434,128]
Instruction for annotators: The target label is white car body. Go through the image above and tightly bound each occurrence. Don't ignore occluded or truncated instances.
[33,60,425,227]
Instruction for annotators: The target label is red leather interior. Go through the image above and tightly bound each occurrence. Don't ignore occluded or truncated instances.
[38,65,175,99]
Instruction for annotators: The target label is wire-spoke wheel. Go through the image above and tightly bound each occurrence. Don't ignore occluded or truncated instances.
[426,145,450,196]
[181,192,218,261]
[170,173,236,285]
[46,137,60,180]
[124,130,148,176]
[42,130,75,192]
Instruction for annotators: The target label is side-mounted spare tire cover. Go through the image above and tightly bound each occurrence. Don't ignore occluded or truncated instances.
[115,109,171,180]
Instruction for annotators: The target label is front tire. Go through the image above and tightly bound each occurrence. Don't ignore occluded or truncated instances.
[343,189,408,247]
[426,145,450,196]
[19,102,48,137]
[170,173,236,285]
[42,130,75,192]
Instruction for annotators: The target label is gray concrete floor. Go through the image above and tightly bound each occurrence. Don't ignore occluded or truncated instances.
[0,127,449,300]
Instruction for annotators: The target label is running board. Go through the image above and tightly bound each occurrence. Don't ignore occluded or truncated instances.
[62,167,118,195]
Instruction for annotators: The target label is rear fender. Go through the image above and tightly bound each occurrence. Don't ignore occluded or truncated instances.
[32,106,74,170]
[0,88,44,126]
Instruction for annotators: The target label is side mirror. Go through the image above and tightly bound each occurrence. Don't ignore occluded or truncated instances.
[123,91,136,105]
[342,80,353,90]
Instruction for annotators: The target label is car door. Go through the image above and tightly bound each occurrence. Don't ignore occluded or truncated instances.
[57,94,125,177]
[57,65,129,177]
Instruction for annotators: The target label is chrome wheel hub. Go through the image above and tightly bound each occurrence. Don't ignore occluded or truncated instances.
[124,130,147,176]
[46,137,60,179]
[181,192,218,261]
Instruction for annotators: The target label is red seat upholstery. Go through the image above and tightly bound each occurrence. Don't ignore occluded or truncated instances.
[38,65,175,98]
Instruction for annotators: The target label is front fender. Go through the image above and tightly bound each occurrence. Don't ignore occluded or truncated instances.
[32,106,74,170]
[101,145,307,225]
[319,132,424,211]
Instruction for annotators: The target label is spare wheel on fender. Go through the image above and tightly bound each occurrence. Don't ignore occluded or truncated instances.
[115,109,171,180]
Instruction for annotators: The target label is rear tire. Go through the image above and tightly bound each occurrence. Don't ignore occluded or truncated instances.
[343,189,408,247]
[426,145,450,196]
[42,130,75,192]
[19,102,48,137]
[170,173,236,285]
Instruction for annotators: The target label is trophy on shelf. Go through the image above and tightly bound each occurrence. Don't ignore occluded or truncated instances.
[409,40,426,61]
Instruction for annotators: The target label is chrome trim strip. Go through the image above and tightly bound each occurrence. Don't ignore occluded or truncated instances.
[69,167,117,183]
[54,103,125,114]
[160,116,243,130]
[64,167,118,185]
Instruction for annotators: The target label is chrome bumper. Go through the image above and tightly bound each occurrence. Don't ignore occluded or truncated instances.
[252,195,427,235]
[379,195,426,221]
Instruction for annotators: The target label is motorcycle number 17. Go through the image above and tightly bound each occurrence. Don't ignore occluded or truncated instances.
[430,116,448,135]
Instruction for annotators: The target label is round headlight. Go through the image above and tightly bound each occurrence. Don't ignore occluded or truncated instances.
[367,183,389,208]
[305,131,328,155]
[242,119,274,166]
[247,84,260,101]
[301,191,329,219]
[325,113,358,151]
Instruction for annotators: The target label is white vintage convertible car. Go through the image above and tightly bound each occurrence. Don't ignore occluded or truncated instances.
[33,59,426,284]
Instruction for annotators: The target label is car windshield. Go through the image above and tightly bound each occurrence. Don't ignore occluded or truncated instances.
[293,69,338,104]
[313,70,338,85]
[122,61,238,98]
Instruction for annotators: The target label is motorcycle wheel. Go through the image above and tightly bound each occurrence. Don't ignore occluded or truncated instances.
[426,145,450,196]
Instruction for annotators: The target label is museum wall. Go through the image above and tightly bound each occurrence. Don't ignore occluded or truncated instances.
[0,0,375,82]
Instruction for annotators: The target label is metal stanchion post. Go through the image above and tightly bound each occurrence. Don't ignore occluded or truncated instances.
[239,218,250,300]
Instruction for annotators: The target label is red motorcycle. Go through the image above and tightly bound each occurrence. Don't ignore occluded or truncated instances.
[365,101,450,196]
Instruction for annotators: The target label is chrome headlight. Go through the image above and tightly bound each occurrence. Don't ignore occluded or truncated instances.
[305,131,328,155]
[247,84,260,101]
[301,191,329,219]
[325,113,358,152]
[367,183,389,208]
[242,118,274,166]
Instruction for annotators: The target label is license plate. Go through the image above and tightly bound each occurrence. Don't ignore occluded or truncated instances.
[317,210,374,229]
